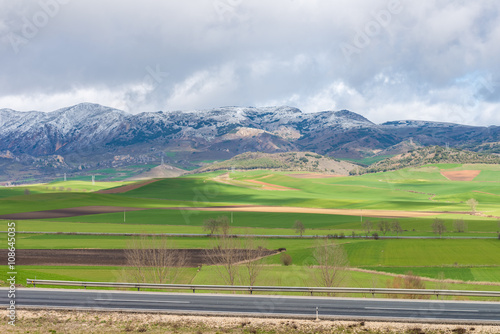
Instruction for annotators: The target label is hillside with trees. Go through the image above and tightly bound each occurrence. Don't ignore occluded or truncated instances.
[195,151,359,175]
[360,146,500,174]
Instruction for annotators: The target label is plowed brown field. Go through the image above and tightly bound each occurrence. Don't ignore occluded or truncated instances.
[440,170,481,181]
[0,248,278,266]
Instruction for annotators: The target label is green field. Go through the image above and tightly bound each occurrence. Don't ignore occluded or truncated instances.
[1,163,500,296]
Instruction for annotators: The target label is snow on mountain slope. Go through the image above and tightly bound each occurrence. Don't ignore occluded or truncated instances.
[0,103,497,162]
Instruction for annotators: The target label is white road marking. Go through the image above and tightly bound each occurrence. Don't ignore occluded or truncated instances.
[95,299,190,304]
[365,307,478,312]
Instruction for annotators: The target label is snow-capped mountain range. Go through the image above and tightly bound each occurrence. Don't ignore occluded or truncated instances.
[0,103,499,178]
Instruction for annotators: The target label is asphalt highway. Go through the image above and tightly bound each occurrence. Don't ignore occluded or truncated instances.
[2,288,500,323]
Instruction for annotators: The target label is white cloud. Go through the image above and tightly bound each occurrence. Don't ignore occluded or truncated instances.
[0,0,499,125]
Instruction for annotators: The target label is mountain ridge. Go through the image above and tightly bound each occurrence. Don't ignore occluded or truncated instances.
[0,103,499,183]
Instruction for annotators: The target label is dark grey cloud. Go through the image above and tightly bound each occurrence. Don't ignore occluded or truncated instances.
[0,0,499,125]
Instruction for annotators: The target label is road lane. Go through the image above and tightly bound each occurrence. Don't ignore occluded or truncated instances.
[2,288,499,323]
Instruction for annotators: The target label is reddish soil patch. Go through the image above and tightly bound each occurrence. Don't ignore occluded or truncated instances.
[0,206,146,220]
[0,249,278,267]
[244,180,299,191]
[286,173,343,179]
[440,170,481,181]
[181,206,448,218]
[97,179,162,194]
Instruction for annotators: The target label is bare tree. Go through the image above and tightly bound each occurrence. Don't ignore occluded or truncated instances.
[126,235,187,284]
[391,220,403,238]
[203,218,219,235]
[362,219,373,237]
[239,237,267,286]
[453,219,467,233]
[203,216,230,235]
[378,220,391,235]
[467,198,478,213]
[205,233,240,286]
[432,219,446,238]
[310,239,349,290]
[293,220,305,237]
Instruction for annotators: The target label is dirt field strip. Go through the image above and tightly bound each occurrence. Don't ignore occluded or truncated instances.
[440,170,481,181]
[0,248,278,266]
[286,173,343,178]
[97,179,162,194]
[179,205,452,218]
[244,179,299,191]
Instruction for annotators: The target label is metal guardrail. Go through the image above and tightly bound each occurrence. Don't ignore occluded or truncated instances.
[26,279,500,298]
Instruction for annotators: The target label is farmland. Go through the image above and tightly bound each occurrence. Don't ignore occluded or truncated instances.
[1,163,500,298]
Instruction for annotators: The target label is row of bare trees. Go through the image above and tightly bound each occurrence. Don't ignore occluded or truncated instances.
[361,217,475,238]
[124,233,271,286]
[205,235,269,286]
[124,233,351,289]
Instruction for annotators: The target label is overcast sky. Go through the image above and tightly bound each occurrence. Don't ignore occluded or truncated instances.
[1,0,499,125]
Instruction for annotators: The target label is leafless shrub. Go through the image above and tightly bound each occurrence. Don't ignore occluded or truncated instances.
[280,253,292,266]
[386,271,427,299]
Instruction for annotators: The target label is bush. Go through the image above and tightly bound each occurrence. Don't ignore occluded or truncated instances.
[280,253,292,266]
[386,271,426,299]
[372,232,379,240]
